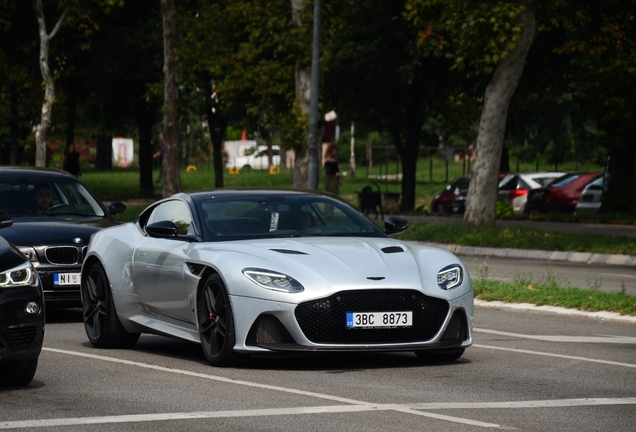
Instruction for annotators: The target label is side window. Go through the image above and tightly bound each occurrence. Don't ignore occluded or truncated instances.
[453,176,470,190]
[146,200,192,235]
[499,176,518,191]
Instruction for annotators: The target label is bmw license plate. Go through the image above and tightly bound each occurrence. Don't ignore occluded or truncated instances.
[346,311,413,329]
[54,272,81,286]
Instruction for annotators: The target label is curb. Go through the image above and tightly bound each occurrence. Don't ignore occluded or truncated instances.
[475,300,636,324]
[415,242,636,266]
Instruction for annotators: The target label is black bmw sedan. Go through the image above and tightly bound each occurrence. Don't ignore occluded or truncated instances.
[0,167,126,308]
[0,210,45,386]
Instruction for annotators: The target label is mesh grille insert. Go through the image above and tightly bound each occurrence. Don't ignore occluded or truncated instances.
[295,289,449,344]
[45,246,79,265]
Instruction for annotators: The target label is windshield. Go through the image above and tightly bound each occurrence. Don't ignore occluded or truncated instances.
[197,194,385,240]
[0,177,105,218]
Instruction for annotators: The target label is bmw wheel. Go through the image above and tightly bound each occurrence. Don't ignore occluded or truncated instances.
[198,273,243,367]
[414,348,465,363]
[82,262,140,349]
[0,359,38,386]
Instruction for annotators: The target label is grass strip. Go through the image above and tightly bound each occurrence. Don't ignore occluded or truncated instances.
[473,280,636,316]
[395,223,636,256]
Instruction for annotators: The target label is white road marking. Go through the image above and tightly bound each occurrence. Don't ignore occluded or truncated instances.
[38,348,500,429]
[0,405,501,429]
[407,397,636,410]
[14,347,630,430]
[475,344,636,368]
[475,328,636,344]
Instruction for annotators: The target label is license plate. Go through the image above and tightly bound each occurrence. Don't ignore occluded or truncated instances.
[54,272,81,286]
[346,311,413,329]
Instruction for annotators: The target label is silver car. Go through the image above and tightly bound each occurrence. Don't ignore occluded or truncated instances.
[498,172,567,214]
[81,190,473,367]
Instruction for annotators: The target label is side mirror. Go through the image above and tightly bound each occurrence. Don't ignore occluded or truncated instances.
[0,210,12,229]
[107,201,127,216]
[146,220,179,238]
[384,216,408,235]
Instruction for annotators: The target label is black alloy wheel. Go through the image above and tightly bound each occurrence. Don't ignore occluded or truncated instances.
[198,273,243,367]
[82,262,139,349]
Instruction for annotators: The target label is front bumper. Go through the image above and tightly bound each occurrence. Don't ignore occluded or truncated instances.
[230,289,473,354]
[0,285,45,362]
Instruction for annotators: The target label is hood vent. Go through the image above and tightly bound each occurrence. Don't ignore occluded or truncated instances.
[270,248,308,255]
[366,276,385,281]
[381,246,404,254]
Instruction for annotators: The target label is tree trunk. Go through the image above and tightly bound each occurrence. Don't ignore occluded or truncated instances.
[95,136,112,171]
[292,0,311,189]
[133,90,159,198]
[33,0,67,167]
[161,0,180,197]
[464,0,535,226]
[8,85,20,165]
[399,81,425,211]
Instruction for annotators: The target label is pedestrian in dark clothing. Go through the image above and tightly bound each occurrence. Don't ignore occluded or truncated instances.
[324,144,342,195]
[61,143,81,177]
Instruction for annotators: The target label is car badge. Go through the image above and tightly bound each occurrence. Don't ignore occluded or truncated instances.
[73,237,84,244]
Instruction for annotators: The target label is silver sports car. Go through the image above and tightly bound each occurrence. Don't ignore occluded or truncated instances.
[81,190,473,366]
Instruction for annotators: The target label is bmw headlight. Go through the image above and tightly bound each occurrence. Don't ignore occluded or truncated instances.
[242,268,304,293]
[18,246,39,262]
[437,264,462,290]
[0,262,37,288]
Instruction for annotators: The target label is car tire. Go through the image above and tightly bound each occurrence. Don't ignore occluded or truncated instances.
[433,203,445,215]
[414,348,465,363]
[0,359,38,386]
[198,273,244,367]
[82,262,140,349]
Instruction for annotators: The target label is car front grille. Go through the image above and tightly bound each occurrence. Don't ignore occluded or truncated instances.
[6,325,38,348]
[45,246,79,265]
[295,289,449,344]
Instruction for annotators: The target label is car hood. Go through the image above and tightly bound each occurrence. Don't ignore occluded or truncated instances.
[0,235,26,272]
[0,217,117,247]
[193,236,465,300]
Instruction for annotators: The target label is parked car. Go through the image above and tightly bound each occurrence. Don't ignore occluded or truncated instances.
[226,145,281,170]
[433,172,509,215]
[525,172,603,214]
[574,175,604,214]
[497,172,567,215]
[81,189,473,366]
[431,174,471,214]
[0,167,126,308]
[0,210,45,386]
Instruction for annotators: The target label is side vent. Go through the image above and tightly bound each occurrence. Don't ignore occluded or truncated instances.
[381,246,404,254]
[186,263,207,277]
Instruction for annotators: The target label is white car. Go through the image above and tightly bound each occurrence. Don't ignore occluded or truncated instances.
[574,175,603,214]
[498,172,567,214]
[81,190,473,367]
[226,146,280,170]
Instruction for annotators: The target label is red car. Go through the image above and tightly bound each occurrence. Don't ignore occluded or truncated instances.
[525,172,603,214]
[431,172,510,215]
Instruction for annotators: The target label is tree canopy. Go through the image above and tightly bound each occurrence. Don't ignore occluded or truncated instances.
[0,0,634,212]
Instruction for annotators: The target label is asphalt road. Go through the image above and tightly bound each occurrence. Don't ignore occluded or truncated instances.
[2,307,635,431]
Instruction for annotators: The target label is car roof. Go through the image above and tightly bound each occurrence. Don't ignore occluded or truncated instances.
[0,166,76,180]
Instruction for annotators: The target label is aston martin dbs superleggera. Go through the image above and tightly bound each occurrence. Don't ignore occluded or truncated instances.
[81,190,473,366]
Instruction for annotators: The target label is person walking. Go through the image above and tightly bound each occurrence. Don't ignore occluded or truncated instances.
[61,142,81,177]
[323,144,342,195]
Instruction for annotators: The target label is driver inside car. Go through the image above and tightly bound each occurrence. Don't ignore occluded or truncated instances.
[32,182,53,214]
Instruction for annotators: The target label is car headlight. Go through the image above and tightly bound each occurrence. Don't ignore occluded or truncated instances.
[18,246,39,262]
[437,264,462,290]
[242,268,304,293]
[0,262,38,288]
